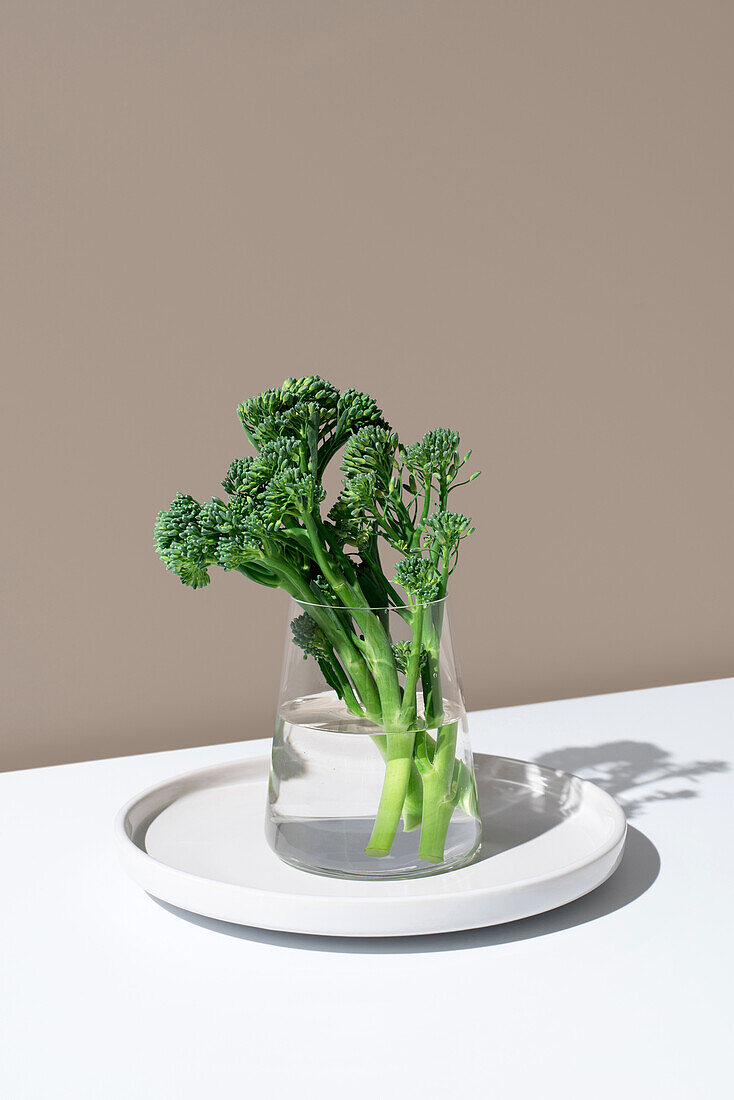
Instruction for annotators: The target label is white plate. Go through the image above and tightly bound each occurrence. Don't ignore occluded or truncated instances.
[115,753,626,937]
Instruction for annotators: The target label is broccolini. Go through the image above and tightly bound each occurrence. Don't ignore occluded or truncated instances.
[155,376,480,862]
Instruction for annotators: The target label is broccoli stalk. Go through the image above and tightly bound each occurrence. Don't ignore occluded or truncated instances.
[154,376,480,863]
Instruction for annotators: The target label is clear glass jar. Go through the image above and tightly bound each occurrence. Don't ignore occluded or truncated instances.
[265,596,481,880]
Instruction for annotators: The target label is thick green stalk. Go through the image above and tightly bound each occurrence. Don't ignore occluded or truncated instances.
[401,770,424,831]
[418,720,459,863]
[364,731,415,856]
[415,603,477,859]
[366,604,427,854]
[371,735,423,831]
[361,612,402,723]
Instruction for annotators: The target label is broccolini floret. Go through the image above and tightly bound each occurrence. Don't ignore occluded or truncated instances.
[290,612,331,661]
[393,554,442,604]
[391,640,428,674]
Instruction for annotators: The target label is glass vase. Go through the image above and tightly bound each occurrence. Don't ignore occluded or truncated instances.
[265,596,481,880]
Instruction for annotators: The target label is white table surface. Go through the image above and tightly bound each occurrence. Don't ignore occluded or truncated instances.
[2,678,732,1100]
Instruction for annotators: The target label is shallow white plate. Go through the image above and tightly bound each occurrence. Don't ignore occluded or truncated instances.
[115,753,626,937]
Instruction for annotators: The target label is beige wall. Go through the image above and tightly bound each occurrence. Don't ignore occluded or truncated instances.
[2,1,733,771]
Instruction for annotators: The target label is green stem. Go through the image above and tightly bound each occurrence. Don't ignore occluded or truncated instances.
[418,720,459,863]
[301,511,363,609]
[241,557,382,720]
[321,654,364,717]
[422,604,445,727]
[361,612,402,723]
[398,604,424,728]
[358,545,409,618]
[372,734,423,831]
[365,603,427,853]
[410,479,432,550]
[301,511,402,722]
[420,663,433,721]
[365,731,415,856]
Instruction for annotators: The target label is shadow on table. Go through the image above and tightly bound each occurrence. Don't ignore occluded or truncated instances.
[534,740,729,819]
[151,744,668,954]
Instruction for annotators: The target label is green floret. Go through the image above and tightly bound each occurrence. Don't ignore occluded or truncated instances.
[423,509,475,552]
[391,640,428,674]
[336,388,390,433]
[221,457,256,496]
[339,471,379,513]
[281,375,340,413]
[290,612,331,660]
[238,376,342,448]
[224,441,302,504]
[260,436,304,466]
[330,428,399,548]
[237,386,293,437]
[403,428,479,507]
[394,554,441,603]
[214,497,265,569]
[252,437,304,480]
[341,426,397,487]
[310,575,337,605]
[154,493,220,589]
[405,428,460,477]
[263,469,325,521]
[328,495,373,549]
[249,404,310,447]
